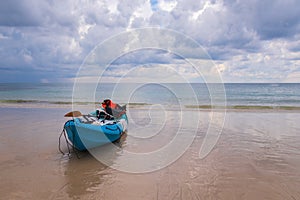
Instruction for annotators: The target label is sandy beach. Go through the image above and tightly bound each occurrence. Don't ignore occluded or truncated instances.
[1,105,300,200]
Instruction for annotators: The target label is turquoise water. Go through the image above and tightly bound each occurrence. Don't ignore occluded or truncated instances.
[0,83,300,108]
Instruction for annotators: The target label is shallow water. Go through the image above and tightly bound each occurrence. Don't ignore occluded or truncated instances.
[0,107,300,199]
[1,83,300,107]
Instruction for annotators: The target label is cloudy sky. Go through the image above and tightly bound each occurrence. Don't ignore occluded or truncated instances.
[0,0,299,83]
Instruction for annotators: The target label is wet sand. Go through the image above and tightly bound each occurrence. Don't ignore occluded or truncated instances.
[0,106,300,199]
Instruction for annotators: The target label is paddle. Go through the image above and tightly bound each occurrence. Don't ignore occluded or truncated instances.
[64,111,83,117]
[64,110,116,119]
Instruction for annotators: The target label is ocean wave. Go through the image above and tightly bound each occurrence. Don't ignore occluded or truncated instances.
[185,105,300,110]
[0,99,96,105]
[0,100,152,106]
[0,99,40,103]
[1,99,300,111]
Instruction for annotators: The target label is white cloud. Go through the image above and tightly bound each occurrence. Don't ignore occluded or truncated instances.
[284,72,300,83]
[78,15,95,40]
[190,0,222,21]
[158,0,177,12]
[127,2,153,30]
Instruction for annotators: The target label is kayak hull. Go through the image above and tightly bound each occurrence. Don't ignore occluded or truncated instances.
[64,114,128,151]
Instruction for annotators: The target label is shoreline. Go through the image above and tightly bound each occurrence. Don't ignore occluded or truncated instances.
[1,102,300,113]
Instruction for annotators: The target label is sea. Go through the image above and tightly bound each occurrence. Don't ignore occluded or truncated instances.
[0,83,300,109]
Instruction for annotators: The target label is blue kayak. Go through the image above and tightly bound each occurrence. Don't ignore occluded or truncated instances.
[64,113,128,151]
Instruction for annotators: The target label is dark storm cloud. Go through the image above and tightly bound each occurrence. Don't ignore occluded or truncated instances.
[224,0,300,40]
[0,0,45,26]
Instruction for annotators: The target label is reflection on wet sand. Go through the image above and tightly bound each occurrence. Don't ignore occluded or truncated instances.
[58,133,128,199]
[78,111,300,200]
[64,154,107,199]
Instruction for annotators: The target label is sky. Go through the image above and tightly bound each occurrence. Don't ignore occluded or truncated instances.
[0,0,299,83]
